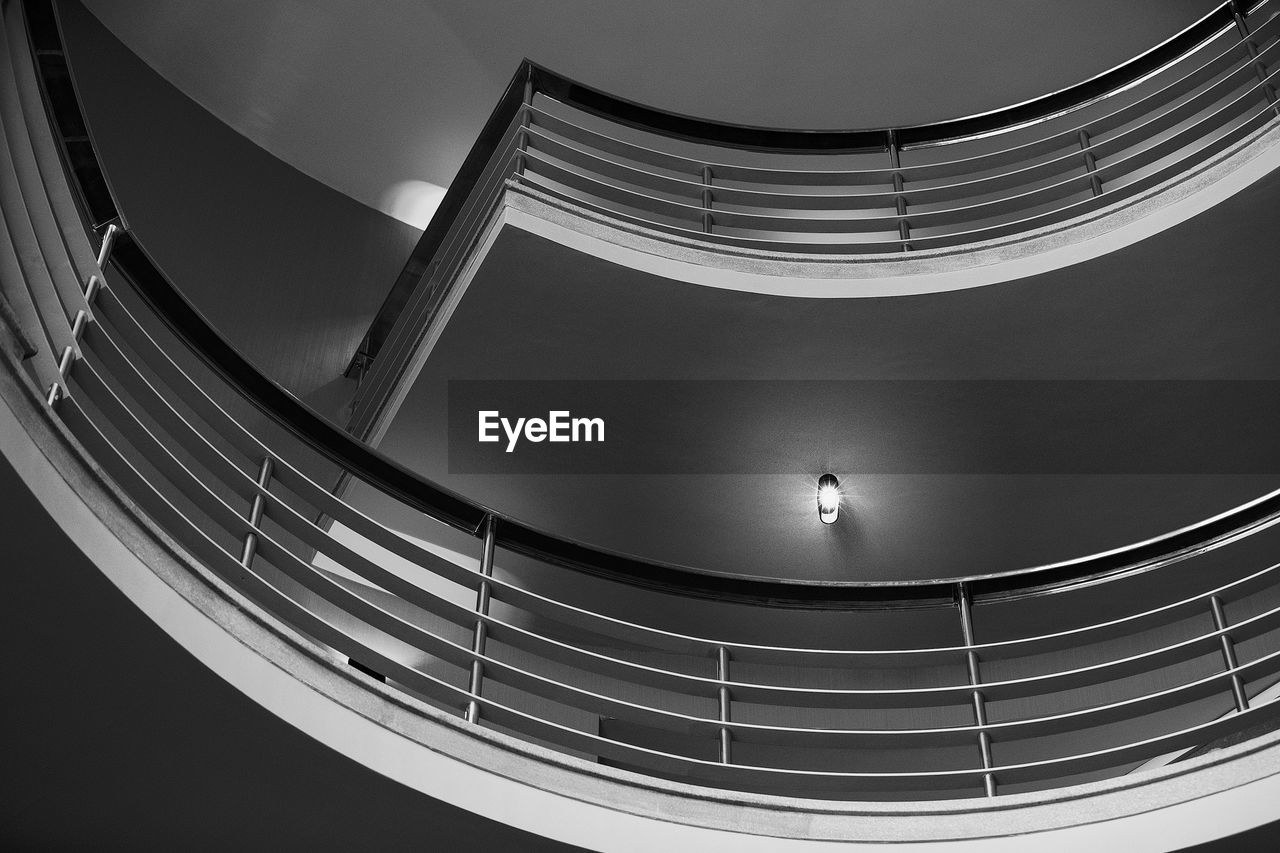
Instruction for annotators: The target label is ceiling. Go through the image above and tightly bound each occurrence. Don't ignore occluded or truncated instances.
[82,0,1216,226]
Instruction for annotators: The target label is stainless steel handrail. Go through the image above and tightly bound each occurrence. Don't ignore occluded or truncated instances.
[523,77,1280,249]
[523,43,1280,223]
[518,13,1272,188]
[505,1,1277,257]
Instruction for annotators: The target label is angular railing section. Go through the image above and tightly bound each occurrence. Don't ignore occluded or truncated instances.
[351,0,1280,376]
[10,0,1280,802]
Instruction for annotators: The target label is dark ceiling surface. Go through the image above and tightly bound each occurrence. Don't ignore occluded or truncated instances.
[80,0,1218,222]
[378,169,1280,584]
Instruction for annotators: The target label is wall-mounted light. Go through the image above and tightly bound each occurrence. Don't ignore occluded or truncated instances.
[817,473,840,524]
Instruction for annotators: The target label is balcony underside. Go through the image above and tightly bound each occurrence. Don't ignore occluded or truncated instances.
[352,142,1280,584]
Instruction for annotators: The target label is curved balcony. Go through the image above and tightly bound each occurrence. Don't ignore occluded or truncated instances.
[5,0,1280,844]
[354,0,1280,372]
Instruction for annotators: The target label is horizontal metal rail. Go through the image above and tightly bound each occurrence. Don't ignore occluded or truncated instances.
[521,82,1280,253]
[520,39,1280,224]
[518,12,1275,191]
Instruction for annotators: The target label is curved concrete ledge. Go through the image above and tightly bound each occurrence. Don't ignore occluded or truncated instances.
[504,117,1280,299]
[3,336,1279,851]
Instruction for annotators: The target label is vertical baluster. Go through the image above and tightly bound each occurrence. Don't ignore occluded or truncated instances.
[887,130,912,251]
[957,583,997,797]
[716,645,732,764]
[701,166,714,234]
[465,515,498,724]
[96,222,120,271]
[46,273,103,407]
[1078,130,1103,198]
[1231,0,1280,116]
[46,345,74,407]
[240,457,275,569]
[1210,595,1250,713]
[515,73,534,176]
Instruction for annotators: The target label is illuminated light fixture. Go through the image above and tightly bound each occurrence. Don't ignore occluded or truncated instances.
[817,473,840,524]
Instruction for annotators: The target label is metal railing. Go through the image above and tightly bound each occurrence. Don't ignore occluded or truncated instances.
[10,0,1280,802]
[351,0,1280,375]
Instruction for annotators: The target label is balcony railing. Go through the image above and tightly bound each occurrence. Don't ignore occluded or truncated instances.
[352,0,1280,374]
[9,0,1280,802]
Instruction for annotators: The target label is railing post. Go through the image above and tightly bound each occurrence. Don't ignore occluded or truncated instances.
[716,645,732,764]
[1078,130,1104,198]
[240,457,275,569]
[701,165,714,234]
[49,221,117,406]
[1230,0,1280,116]
[1210,594,1250,713]
[515,73,534,176]
[887,130,912,251]
[957,582,996,797]
[349,337,372,389]
[465,514,498,724]
[95,222,120,271]
[45,271,104,407]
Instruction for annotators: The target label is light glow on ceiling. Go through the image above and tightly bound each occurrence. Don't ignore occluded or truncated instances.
[381,179,447,230]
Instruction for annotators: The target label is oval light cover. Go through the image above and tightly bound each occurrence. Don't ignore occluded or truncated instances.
[817,473,840,524]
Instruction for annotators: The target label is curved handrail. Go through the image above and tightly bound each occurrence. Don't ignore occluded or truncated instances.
[525,98,1278,257]
[524,74,1280,234]
[526,48,1280,225]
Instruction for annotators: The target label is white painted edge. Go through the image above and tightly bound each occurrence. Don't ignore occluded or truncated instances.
[502,118,1280,298]
[5,346,1280,851]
